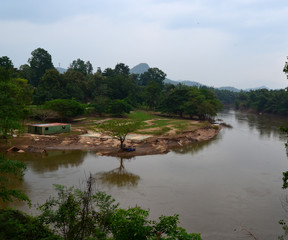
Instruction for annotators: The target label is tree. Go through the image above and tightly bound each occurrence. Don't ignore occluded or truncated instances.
[159,86,222,119]
[95,119,141,150]
[0,209,60,240]
[159,87,190,117]
[0,68,33,141]
[44,99,85,121]
[37,177,201,240]
[19,64,32,81]
[38,176,119,240]
[234,88,288,116]
[90,96,110,116]
[106,99,132,116]
[144,81,162,110]
[114,63,130,75]
[0,56,13,70]
[106,74,136,100]
[284,57,288,79]
[139,67,166,88]
[0,155,30,205]
[87,73,108,101]
[63,70,87,102]
[28,48,54,87]
[30,108,59,122]
[68,58,93,76]
[86,61,93,75]
[111,207,201,240]
[34,69,68,104]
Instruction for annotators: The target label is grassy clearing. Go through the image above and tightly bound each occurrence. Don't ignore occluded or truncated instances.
[127,111,204,135]
[127,111,159,121]
[42,110,208,137]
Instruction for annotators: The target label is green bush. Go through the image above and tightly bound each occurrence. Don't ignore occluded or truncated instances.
[106,99,132,116]
[44,99,85,121]
[0,209,60,240]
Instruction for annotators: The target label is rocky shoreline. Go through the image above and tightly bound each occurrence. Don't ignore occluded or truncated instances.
[3,126,220,157]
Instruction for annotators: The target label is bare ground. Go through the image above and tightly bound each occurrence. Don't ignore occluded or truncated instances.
[1,124,221,157]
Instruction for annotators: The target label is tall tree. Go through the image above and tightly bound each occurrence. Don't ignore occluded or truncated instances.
[68,58,93,76]
[144,81,162,110]
[28,48,54,87]
[0,56,13,70]
[87,73,108,100]
[63,70,87,102]
[139,67,166,88]
[34,69,68,104]
[86,61,93,75]
[159,86,190,117]
[0,68,33,141]
[114,63,130,75]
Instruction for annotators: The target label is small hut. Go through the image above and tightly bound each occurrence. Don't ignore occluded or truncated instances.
[28,123,71,135]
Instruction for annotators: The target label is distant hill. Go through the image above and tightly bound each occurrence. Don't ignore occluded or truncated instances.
[130,63,150,74]
[164,78,202,87]
[131,63,268,91]
[130,63,202,87]
[218,86,241,92]
[245,86,269,91]
[56,67,67,74]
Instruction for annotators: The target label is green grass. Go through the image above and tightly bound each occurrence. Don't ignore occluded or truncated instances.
[127,111,159,121]
[135,118,194,135]
[68,110,209,136]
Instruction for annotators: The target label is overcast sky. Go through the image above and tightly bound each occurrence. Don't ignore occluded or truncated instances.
[1,0,288,89]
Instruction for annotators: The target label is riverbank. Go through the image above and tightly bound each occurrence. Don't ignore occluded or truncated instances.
[1,121,220,157]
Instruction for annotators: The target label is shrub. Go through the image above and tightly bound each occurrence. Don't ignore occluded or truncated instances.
[0,209,60,240]
[44,99,85,121]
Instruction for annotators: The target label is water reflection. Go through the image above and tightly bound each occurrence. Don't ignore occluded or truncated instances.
[5,150,87,173]
[234,111,288,140]
[94,157,140,188]
[171,136,221,155]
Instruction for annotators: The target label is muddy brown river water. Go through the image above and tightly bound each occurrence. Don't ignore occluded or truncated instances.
[4,109,288,239]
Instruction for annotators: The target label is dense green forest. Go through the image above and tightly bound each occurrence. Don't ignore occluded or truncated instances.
[1,47,288,130]
[234,88,288,115]
[0,48,224,125]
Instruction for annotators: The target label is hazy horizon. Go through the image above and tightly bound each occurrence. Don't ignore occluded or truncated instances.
[1,0,288,90]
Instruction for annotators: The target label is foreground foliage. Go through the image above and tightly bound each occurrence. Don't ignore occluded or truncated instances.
[0,155,30,205]
[37,176,201,240]
[0,209,60,240]
[0,67,32,141]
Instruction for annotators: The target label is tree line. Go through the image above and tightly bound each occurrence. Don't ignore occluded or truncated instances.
[234,88,288,115]
[0,48,222,125]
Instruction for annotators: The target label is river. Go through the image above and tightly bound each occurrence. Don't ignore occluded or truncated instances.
[4,109,288,239]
